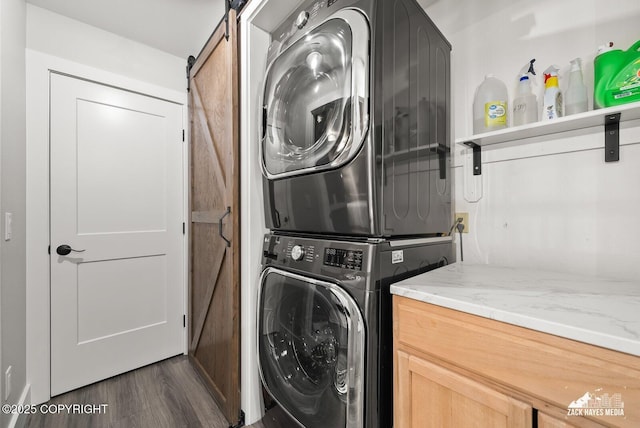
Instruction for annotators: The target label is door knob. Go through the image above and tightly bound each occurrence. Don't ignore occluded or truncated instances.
[56,245,86,256]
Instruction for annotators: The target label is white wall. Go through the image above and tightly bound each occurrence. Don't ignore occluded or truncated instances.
[421,0,640,280]
[25,4,189,405]
[0,0,28,426]
[26,4,186,92]
[238,0,305,423]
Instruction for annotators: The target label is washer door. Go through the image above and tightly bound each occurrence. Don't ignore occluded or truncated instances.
[261,10,369,179]
[258,268,364,428]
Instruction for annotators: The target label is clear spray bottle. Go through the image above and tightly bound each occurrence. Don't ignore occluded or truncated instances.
[513,59,538,126]
[565,58,588,115]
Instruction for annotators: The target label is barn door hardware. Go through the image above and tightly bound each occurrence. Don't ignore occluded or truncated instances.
[228,410,245,428]
[224,0,230,41]
[219,206,231,247]
[186,55,196,91]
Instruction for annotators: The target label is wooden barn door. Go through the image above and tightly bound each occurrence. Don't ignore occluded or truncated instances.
[188,9,240,425]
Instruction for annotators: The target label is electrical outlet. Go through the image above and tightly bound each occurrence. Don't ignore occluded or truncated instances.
[4,366,12,401]
[455,212,469,233]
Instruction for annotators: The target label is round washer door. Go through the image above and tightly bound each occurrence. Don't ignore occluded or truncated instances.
[261,10,369,179]
[258,268,364,428]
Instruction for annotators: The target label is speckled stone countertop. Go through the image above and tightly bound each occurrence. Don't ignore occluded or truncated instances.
[390,263,640,357]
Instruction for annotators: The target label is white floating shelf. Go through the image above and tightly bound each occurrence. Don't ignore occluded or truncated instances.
[455,101,640,147]
[455,101,640,175]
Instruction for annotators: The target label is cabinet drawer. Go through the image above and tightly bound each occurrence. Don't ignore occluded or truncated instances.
[394,296,640,427]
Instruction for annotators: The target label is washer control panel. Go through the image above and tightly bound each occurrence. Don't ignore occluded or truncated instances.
[263,235,368,273]
[323,248,363,270]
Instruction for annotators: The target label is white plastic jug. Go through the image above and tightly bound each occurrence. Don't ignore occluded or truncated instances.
[473,74,509,134]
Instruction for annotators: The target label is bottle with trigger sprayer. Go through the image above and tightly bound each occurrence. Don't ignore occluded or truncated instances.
[513,59,538,126]
[542,65,563,120]
[565,58,588,115]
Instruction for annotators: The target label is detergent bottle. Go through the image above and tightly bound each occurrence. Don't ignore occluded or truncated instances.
[513,59,538,126]
[565,58,588,115]
[594,40,640,109]
[473,74,509,134]
[542,65,563,120]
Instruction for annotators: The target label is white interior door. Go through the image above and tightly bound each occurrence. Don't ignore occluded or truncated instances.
[50,73,184,395]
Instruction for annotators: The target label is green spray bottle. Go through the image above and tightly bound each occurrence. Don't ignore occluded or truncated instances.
[594,40,640,109]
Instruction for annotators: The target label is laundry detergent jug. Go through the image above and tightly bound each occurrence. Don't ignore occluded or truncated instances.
[594,40,640,109]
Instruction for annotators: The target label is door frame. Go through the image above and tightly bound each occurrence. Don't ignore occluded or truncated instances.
[238,0,312,423]
[25,50,189,405]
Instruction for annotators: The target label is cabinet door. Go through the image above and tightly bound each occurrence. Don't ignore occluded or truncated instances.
[395,350,532,428]
[538,413,576,428]
[538,412,607,428]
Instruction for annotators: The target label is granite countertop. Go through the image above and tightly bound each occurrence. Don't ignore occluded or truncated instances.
[390,263,640,357]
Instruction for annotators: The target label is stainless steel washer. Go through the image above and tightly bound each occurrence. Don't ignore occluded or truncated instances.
[257,233,453,427]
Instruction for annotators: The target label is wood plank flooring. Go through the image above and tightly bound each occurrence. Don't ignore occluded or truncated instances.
[25,356,266,428]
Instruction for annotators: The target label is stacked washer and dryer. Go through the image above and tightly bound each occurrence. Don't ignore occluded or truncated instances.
[256,0,453,427]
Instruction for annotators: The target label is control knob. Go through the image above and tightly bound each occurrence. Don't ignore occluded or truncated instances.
[291,245,305,261]
[295,11,310,29]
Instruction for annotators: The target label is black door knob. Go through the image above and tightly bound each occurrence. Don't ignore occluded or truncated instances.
[56,245,85,256]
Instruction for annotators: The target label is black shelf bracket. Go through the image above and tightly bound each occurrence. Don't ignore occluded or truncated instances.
[604,113,621,162]
[463,141,482,175]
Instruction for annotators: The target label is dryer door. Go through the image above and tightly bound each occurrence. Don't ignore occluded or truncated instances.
[261,10,369,179]
[258,268,364,428]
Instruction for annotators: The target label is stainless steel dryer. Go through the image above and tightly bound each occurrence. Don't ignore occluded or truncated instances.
[257,233,453,427]
[261,0,452,237]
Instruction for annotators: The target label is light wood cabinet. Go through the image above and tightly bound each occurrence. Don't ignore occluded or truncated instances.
[393,295,639,428]
[538,412,579,428]
[396,349,531,427]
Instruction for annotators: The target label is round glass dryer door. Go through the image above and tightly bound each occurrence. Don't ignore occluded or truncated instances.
[262,10,369,178]
[258,268,364,428]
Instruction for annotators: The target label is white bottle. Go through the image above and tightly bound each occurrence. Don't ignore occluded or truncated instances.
[565,58,588,115]
[513,59,539,126]
[473,74,509,134]
[542,65,563,120]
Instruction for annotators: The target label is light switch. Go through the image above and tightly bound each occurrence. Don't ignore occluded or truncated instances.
[4,212,12,241]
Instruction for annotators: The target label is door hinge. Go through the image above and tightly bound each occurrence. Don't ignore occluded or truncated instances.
[183,314,186,328]
[182,129,185,142]
[183,222,186,235]
[48,245,50,255]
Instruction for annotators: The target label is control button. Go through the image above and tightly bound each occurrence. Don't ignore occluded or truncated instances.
[295,11,310,29]
[291,245,305,261]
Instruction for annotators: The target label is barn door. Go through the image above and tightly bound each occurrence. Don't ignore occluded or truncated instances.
[188,9,240,425]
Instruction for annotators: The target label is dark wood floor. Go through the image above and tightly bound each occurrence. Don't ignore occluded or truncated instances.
[26,356,266,428]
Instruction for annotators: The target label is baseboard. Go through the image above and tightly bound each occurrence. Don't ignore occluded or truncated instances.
[8,384,31,428]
